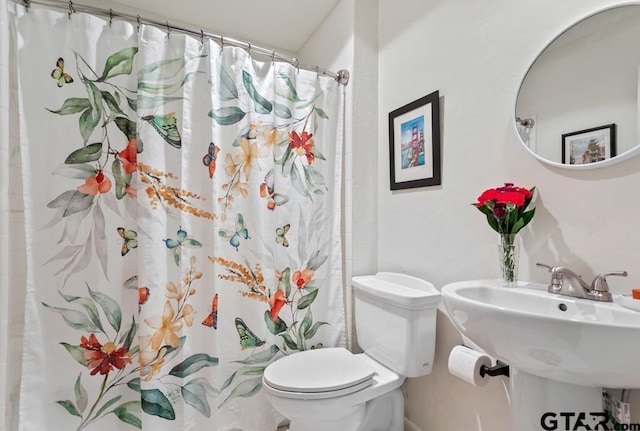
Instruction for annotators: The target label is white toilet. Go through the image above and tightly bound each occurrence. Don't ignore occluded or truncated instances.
[262,272,441,431]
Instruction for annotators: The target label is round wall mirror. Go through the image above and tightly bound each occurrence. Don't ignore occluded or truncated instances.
[515,4,640,169]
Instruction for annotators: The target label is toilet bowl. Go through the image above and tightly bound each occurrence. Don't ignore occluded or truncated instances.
[262,272,441,431]
[263,348,405,431]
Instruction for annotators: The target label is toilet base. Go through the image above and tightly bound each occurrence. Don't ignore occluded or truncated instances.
[287,388,404,431]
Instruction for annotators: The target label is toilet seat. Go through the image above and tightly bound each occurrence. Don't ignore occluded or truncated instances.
[262,348,376,400]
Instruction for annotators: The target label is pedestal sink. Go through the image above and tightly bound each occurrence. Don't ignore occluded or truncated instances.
[441,280,640,431]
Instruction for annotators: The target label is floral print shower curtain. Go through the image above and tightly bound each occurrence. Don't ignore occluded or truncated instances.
[11,5,344,431]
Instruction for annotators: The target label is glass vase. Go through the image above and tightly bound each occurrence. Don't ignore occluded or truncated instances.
[498,234,519,287]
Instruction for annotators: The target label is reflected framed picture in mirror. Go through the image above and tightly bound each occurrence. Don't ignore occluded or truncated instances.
[388,90,441,190]
[561,124,616,165]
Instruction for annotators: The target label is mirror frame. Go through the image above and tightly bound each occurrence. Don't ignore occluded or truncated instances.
[514,2,640,170]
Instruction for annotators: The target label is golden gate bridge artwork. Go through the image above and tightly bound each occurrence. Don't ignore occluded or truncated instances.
[400,115,426,169]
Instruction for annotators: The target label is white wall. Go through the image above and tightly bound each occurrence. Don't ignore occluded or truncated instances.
[378,0,640,429]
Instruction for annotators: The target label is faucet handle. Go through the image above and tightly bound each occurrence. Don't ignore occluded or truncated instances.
[591,271,628,292]
[536,262,555,272]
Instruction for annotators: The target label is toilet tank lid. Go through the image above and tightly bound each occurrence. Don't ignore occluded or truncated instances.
[352,272,441,309]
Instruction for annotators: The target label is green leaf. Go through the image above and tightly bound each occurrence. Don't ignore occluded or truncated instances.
[56,400,81,417]
[126,97,137,111]
[218,365,266,395]
[169,353,218,378]
[46,190,94,218]
[113,401,142,429]
[275,74,301,102]
[74,374,88,413]
[47,98,91,115]
[112,159,131,200]
[232,344,280,365]
[314,107,329,119]
[80,79,103,143]
[114,117,137,141]
[242,70,272,114]
[290,164,311,199]
[296,331,306,351]
[119,316,137,350]
[58,291,104,333]
[307,250,328,271]
[208,107,246,125]
[304,320,328,339]
[298,309,313,348]
[99,47,138,81]
[216,63,238,101]
[93,395,122,420]
[138,54,206,81]
[274,102,292,119]
[484,214,501,234]
[127,378,141,393]
[101,91,124,121]
[280,333,297,350]
[64,143,103,164]
[141,389,175,420]
[88,285,122,333]
[181,380,211,417]
[219,376,263,407]
[60,342,89,366]
[138,71,202,94]
[279,268,291,298]
[303,165,327,194]
[52,163,96,179]
[264,310,287,335]
[297,289,319,310]
[43,303,100,332]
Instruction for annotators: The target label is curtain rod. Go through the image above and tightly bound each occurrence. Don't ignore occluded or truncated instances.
[14,0,351,86]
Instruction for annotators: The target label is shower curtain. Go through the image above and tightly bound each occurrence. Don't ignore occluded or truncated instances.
[8,4,345,430]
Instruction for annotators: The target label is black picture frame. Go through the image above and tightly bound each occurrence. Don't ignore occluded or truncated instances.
[388,90,441,190]
[561,123,616,165]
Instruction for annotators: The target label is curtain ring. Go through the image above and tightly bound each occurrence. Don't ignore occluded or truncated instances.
[219,36,225,53]
[271,49,275,63]
[68,1,75,19]
[165,21,171,38]
[109,9,113,27]
[293,58,300,74]
[23,0,30,12]
[136,15,141,32]
[247,42,252,54]
[200,30,205,46]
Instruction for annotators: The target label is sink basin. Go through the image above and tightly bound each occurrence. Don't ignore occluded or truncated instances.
[441,280,640,388]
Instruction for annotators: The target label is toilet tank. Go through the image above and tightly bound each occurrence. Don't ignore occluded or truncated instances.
[352,272,441,378]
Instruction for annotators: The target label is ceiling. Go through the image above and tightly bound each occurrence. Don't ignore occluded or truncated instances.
[97,0,341,53]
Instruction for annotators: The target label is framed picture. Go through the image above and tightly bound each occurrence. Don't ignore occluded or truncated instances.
[561,123,616,165]
[388,90,441,190]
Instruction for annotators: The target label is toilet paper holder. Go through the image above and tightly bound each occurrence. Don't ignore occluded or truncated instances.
[479,360,510,378]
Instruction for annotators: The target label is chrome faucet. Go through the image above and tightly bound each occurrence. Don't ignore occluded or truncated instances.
[536,263,627,302]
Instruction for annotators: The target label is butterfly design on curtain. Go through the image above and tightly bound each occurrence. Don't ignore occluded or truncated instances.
[142,112,182,148]
[163,227,202,266]
[260,168,289,210]
[50,57,73,87]
[202,294,218,329]
[202,142,220,178]
[276,224,290,247]
[235,317,265,350]
[218,213,249,251]
[117,227,138,256]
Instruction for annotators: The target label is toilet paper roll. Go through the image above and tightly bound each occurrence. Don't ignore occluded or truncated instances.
[447,345,492,387]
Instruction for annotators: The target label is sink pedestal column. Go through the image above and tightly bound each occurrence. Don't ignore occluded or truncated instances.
[510,369,602,431]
